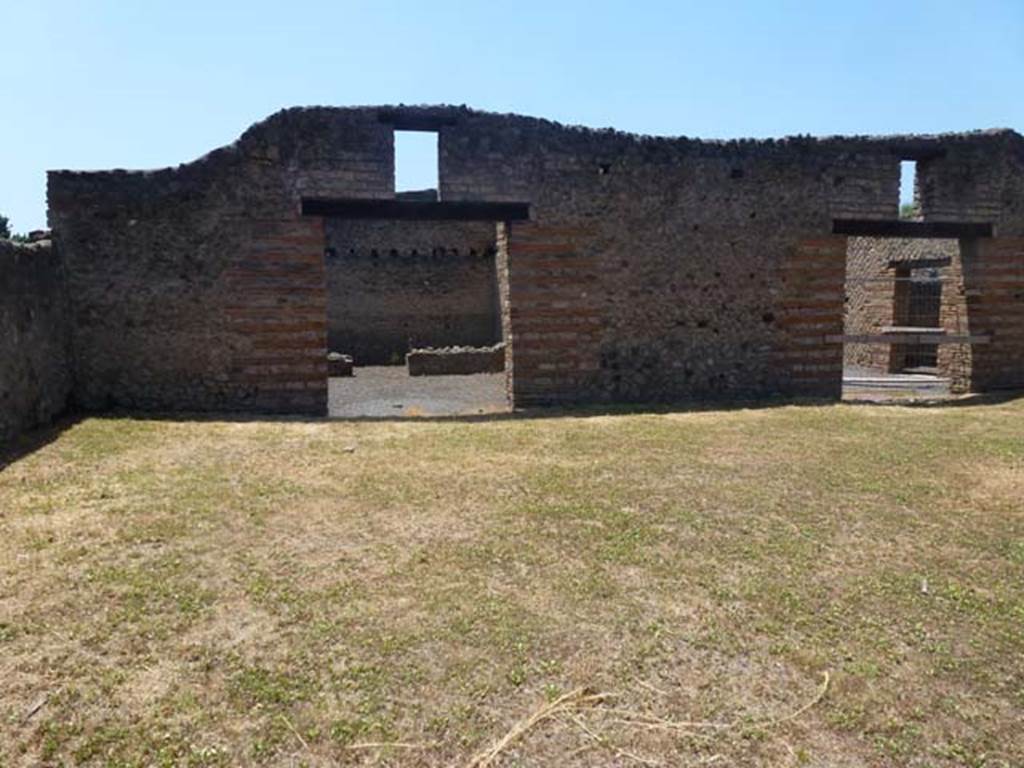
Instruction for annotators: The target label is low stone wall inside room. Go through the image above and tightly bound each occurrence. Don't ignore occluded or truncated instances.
[325,218,501,365]
[0,239,73,442]
[844,237,969,388]
[406,343,506,376]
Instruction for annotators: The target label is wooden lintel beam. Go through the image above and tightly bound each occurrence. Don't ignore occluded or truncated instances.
[833,219,993,239]
[301,198,531,222]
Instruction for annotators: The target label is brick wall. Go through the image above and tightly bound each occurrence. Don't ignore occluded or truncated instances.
[448,114,875,402]
[962,133,1024,391]
[963,237,1024,390]
[47,108,390,415]
[41,107,1024,416]
[223,216,327,413]
[325,218,500,365]
[444,113,1022,404]
[502,223,602,405]
[772,238,847,397]
[0,239,72,442]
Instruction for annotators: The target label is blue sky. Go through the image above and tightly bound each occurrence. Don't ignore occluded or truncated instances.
[2,1,1021,231]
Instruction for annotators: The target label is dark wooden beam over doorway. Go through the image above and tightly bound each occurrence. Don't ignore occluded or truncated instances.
[301,197,531,222]
[832,219,993,239]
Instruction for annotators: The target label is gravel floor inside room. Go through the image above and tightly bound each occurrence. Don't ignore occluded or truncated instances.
[328,366,510,418]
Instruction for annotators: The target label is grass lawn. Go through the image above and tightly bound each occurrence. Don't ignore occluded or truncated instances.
[1,399,1023,766]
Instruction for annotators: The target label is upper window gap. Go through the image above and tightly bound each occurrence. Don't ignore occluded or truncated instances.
[394,130,439,201]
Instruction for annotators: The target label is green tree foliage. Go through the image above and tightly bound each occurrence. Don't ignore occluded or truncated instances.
[0,214,10,240]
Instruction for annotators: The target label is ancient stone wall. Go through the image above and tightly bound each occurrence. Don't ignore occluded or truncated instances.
[48,108,393,414]
[441,113,909,402]
[960,133,1024,392]
[0,239,73,442]
[439,114,1023,403]
[43,107,1024,413]
[325,218,500,364]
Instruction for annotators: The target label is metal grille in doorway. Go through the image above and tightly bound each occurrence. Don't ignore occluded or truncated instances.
[897,268,942,371]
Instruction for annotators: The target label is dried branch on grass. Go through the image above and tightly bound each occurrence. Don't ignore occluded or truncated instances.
[279,714,310,752]
[467,687,610,768]
[345,741,437,750]
[612,671,831,734]
[565,711,663,767]
[759,671,831,728]
[406,673,827,766]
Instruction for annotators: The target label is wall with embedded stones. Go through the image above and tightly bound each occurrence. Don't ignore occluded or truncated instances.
[444,114,856,403]
[41,106,1024,415]
[439,112,1024,403]
[47,108,394,415]
[0,239,73,442]
[325,218,500,365]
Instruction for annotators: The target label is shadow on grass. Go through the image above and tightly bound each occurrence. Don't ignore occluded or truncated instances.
[840,388,1024,410]
[332,387,1023,422]
[2,390,1021,466]
[6,388,1019,431]
[85,394,829,426]
[0,413,84,471]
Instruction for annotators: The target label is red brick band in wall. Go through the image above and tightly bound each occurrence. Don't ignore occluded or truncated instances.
[225,216,328,414]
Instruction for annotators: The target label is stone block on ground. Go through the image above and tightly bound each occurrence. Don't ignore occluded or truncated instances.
[406,343,506,376]
[327,352,354,377]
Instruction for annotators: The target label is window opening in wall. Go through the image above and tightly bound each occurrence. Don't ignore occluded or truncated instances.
[899,160,918,219]
[394,130,439,200]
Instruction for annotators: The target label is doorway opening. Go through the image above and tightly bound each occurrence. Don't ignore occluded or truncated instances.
[302,193,529,418]
[323,216,508,418]
[842,235,968,399]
